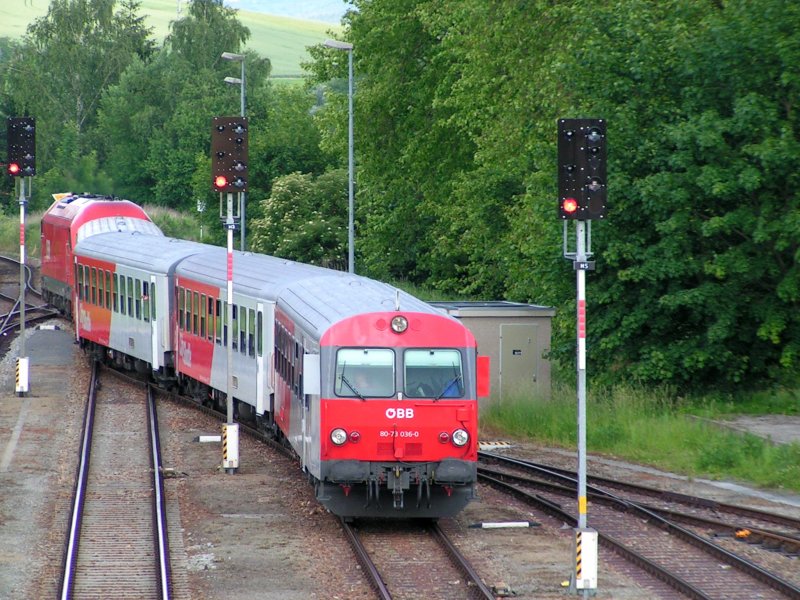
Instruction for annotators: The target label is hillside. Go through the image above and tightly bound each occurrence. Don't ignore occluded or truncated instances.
[0,0,340,77]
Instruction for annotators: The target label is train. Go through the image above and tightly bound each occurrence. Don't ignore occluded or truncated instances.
[40,193,490,519]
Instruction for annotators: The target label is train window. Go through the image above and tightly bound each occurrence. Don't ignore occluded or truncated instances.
[206,296,214,341]
[257,311,263,357]
[199,294,206,338]
[404,349,464,399]
[215,300,222,345]
[113,274,118,312]
[239,307,247,355]
[184,289,191,331]
[248,309,255,357]
[231,305,238,350]
[192,291,199,335]
[151,282,156,320]
[76,265,83,301]
[127,277,134,316]
[84,266,89,302]
[119,276,126,315]
[178,287,184,330]
[222,302,228,345]
[143,281,150,322]
[90,268,97,305]
[105,271,111,308]
[135,279,141,319]
[335,348,395,398]
[97,269,104,308]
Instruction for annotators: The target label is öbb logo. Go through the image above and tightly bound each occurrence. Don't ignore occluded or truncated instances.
[385,408,414,419]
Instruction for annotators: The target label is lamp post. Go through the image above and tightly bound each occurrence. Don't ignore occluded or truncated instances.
[324,39,354,274]
[222,52,247,251]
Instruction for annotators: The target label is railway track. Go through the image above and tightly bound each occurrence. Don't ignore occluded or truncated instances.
[59,362,172,599]
[340,518,496,599]
[479,452,800,599]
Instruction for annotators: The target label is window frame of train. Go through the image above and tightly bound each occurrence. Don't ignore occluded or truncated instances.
[403,349,465,399]
[334,348,396,398]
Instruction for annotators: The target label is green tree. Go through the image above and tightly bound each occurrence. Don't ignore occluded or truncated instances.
[249,169,347,266]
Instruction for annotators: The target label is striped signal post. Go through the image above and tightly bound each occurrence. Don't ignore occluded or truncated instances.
[559,118,606,596]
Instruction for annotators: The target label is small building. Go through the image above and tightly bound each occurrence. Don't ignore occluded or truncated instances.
[429,301,555,407]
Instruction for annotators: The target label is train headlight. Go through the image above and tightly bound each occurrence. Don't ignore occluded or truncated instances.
[451,429,469,447]
[349,431,361,443]
[390,315,408,333]
[439,432,450,444]
[330,428,348,445]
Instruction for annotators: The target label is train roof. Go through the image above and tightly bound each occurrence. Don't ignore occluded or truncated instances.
[177,249,445,338]
[42,194,161,243]
[74,231,207,274]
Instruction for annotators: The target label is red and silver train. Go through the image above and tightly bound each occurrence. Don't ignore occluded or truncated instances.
[40,194,490,518]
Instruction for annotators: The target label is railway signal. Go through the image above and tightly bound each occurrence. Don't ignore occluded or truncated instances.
[559,116,606,596]
[6,117,36,177]
[558,118,606,220]
[211,116,248,193]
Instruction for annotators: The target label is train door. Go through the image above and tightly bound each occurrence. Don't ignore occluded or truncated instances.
[256,301,275,417]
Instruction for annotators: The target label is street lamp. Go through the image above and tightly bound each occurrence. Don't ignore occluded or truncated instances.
[222,51,247,251]
[324,39,355,274]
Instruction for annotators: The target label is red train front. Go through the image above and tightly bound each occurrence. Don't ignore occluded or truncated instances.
[303,310,489,519]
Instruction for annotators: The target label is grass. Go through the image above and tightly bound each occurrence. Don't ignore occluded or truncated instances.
[482,383,800,492]
[0,0,338,77]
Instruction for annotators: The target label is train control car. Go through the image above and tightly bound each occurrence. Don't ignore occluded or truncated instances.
[174,249,490,518]
[40,194,161,314]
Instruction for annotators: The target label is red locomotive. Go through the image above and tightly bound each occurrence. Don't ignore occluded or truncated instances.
[42,194,489,518]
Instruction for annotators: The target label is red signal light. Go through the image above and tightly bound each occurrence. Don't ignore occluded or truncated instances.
[8,163,20,175]
[562,197,578,214]
[214,175,228,189]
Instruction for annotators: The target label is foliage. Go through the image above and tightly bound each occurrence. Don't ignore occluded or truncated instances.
[249,169,347,266]
[306,0,800,390]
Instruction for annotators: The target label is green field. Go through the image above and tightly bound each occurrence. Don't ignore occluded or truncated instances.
[0,0,338,77]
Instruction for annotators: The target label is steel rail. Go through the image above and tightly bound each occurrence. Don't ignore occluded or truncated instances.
[59,361,99,600]
[428,522,496,599]
[479,472,713,600]
[480,454,800,599]
[339,518,392,600]
[480,451,800,530]
[147,384,173,599]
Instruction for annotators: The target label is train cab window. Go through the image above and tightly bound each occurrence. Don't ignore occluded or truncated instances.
[113,274,118,312]
[248,308,256,357]
[335,348,395,398]
[404,349,464,399]
[127,277,134,316]
[119,276,126,315]
[143,281,150,322]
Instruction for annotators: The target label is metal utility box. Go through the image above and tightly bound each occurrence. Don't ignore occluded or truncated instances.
[429,301,555,406]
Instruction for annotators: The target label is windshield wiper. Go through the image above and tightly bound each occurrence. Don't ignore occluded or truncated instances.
[341,373,366,400]
[434,374,462,401]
